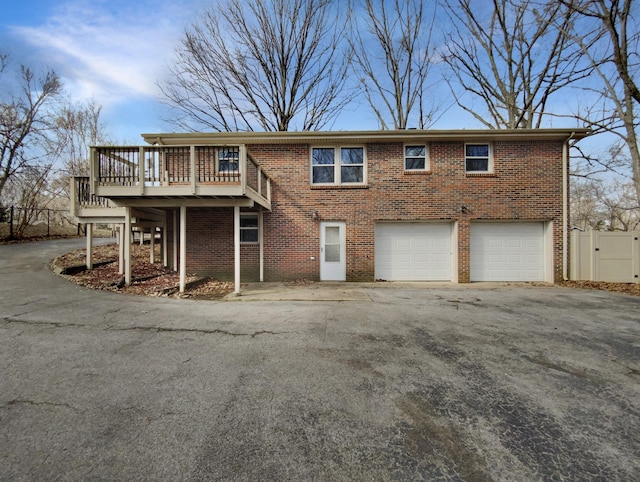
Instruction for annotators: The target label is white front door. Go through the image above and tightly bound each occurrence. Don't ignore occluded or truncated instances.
[320,222,346,281]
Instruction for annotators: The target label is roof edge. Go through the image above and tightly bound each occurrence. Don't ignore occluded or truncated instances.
[141,128,591,145]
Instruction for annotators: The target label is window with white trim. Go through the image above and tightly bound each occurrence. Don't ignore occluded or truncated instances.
[311,147,365,185]
[240,214,259,243]
[404,145,428,171]
[465,143,492,173]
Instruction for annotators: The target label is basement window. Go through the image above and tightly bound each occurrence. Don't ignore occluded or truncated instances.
[240,214,259,244]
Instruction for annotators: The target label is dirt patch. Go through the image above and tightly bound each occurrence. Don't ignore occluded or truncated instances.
[559,280,640,297]
[51,243,234,299]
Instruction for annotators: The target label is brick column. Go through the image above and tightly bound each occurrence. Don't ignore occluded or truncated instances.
[457,218,471,283]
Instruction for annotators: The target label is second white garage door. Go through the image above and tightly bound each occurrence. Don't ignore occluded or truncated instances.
[375,223,453,281]
[470,222,545,281]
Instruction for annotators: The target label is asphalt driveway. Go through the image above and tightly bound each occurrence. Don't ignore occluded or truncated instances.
[1,239,639,481]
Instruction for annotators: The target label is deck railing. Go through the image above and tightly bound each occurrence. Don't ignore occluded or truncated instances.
[73,176,111,208]
[90,145,270,207]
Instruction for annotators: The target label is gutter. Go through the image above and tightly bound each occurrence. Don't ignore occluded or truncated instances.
[562,132,575,281]
[139,128,592,146]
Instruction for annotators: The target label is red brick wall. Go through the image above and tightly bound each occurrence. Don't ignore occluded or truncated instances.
[165,207,260,281]
[174,139,566,283]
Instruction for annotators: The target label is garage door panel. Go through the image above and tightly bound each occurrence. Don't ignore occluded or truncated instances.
[471,223,545,282]
[375,223,453,281]
[432,239,450,250]
[414,254,430,264]
[414,238,430,249]
[396,253,411,263]
[432,253,450,263]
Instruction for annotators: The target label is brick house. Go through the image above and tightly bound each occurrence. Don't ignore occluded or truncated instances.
[71,129,589,293]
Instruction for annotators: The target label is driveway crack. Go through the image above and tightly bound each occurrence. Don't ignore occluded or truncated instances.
[4,398,83,412]
[2,317,88,329]
[106,325,287,337]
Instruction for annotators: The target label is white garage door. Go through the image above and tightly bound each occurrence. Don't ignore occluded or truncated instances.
[375,223,453,281]
[471,222,545,281]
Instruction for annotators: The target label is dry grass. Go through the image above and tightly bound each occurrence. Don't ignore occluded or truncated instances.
[1,223,113,243]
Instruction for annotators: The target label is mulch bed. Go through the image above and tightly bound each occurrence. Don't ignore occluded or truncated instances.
[51,243,234,299]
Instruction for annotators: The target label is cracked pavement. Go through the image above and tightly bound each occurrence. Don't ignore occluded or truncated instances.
[1,238,639,481]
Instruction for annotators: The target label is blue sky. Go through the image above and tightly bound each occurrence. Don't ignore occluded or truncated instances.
[1,0,215,143]
[2,0,595,146]
[2,0,486,143]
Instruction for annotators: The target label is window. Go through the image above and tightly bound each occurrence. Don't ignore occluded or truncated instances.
[311,147,365,185]
[465,143,492,173]
[312,148,335,183]
[405,145,428,171]
[240,214,259,243]
[218,147,239,173]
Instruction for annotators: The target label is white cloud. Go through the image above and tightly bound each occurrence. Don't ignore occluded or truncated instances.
[11,0,193,105]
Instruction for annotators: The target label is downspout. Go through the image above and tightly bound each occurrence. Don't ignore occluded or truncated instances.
[562,132,575,281]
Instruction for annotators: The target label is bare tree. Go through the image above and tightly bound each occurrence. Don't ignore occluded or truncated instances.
[44,99,111,216]
[442,0,591,128]
[348,0,441,129]
[0,56,62,202]
[554,0,640,204]
[571,175,640,230]
[53,99,107,177]
[0,54,7,77]
[4,164,54,238]
[160,0,352,132]
[571,142,639,230]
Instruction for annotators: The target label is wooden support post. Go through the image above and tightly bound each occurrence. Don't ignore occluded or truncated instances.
[259,208,264,282]
[179,206,187,293]
[86,223,93,270]
[124,207,132,285]
[150,226,155,264]
[173,209,178,272]
[234,205,241,294]
[162,223,168,268]
[118,224,125,275]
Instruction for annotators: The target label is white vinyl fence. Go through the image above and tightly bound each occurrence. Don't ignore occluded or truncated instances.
[570,230,640,283]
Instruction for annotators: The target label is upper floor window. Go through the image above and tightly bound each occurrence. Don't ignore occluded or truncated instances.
[465,143,492,173]
[405,145,428,171]
[311,147,365,185]
[218,147,239,173]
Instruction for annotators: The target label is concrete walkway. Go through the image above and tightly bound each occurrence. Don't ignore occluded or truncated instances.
[230,281,546,301]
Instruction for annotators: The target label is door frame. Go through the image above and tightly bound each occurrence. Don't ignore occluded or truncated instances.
[320,221,346,281]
